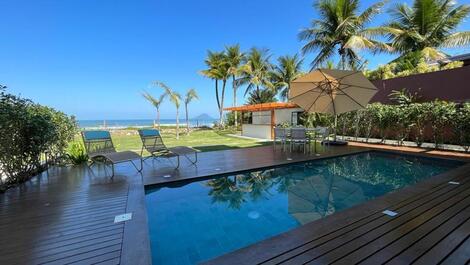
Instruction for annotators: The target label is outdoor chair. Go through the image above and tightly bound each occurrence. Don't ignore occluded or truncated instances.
[138,129,198,169]
[273,127,289,151]
[290,128,308,153]
[310,127,330,153]
[81,130,143,177]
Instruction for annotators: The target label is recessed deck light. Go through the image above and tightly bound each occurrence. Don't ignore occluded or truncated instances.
[286,158,293,161]
[162,175,172,178]
[382,210,398,217]
[114,213,132,223]
[214,168,221,171]
[448,181,460,185]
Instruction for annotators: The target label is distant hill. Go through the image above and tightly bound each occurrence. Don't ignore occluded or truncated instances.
[193,113,215,120]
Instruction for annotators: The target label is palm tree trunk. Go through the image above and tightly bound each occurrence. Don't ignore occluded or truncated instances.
[157,107,160,130]
[215,79,220,110]
[176,107,179,140]
[232,75,238,128]
[219,79,227,126]
[185,103,189,134]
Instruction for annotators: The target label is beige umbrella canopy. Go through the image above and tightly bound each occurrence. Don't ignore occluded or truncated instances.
[289,69,378,142]
[289,69,378,115]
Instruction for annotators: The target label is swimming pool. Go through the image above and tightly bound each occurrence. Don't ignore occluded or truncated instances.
[144,151,463,265]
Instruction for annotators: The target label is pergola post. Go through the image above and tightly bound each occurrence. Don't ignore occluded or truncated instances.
[271,109,275,140]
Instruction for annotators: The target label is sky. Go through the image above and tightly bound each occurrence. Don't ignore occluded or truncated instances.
[1,0,470,120]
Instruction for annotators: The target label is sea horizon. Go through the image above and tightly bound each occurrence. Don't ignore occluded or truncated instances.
[78,118,217,129]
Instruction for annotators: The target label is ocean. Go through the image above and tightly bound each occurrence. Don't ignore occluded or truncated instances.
[78,119,217,129]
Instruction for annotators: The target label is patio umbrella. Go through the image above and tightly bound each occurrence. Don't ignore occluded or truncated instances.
[289,69,378,143]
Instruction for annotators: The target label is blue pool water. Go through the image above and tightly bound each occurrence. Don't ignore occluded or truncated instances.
[145,151,463,265]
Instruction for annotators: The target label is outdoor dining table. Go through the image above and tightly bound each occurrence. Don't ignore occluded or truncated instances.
[283,127,325,153]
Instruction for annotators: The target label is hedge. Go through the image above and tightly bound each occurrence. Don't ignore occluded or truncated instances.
[0,89,77,191]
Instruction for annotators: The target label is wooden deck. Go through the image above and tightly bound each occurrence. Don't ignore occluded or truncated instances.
[0,144,469,265]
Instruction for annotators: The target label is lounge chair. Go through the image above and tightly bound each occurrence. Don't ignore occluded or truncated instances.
[81,130,142,177]
[138,129,199,169]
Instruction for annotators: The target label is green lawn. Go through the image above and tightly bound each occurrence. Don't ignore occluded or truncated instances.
[107,128,270,153]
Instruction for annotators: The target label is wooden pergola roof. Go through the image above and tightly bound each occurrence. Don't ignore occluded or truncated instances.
[224,102,300,112]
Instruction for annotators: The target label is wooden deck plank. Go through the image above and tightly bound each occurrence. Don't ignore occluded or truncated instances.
[333,191,470,264]
[282,179,470,264]
[359,200,470,264]
[412,218,470,265]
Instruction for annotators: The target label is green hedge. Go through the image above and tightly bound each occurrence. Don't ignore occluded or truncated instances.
[335,101,470,151]
[0,89,77,191]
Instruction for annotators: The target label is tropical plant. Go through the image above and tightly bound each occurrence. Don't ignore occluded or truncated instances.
[299,0,390,69]
[246,89,278,104]
[237,47,274,96]
[225,44,245,127]
[200,51,230,126]
[142,91,166,130]
[382,0,470,60]
[389,88,421,106]
[452,103,470,152]
[271,54,304,101]
[67,141,88,165]
[183,88,199,134]
[154,82,182,139]
[365,57,463,80]
[427,101,456,148]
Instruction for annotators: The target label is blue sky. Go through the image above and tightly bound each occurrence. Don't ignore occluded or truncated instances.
[2,0,470,120]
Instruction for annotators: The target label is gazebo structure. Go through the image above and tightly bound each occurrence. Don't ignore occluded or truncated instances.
[224,102,304,140]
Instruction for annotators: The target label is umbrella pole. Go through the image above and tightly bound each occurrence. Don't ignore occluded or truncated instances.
[334,114,337,142]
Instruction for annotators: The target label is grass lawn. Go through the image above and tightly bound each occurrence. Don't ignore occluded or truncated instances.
[106,128,270,153]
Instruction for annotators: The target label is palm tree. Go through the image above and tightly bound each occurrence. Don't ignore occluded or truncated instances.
[237,47,274,96]
[200,51,229,126]
[271,54,304,101]
[142,91,166,130]
[154,81,182,139]
[225,44,245,127]
[299,0,390,69]
[183,88,199,134]
[246,89,278,104]
[381,0,470,60]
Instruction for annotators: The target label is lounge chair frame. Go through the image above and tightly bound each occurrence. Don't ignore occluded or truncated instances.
[138,129,181,168]
[81,131,143,177]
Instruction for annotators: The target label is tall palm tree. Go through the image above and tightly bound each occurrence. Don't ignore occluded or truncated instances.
[200,51,229,126]
[381,0,470,60]
[271,54,304,101]
[299,0,389,69]
[225,44,245,127]
[154,81,182,140]
[184,88,199,134]
[246,89,278,104]
[142,91,166,130]
[237,47,274,96]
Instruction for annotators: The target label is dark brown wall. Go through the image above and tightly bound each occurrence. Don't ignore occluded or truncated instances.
[370,66,470,104]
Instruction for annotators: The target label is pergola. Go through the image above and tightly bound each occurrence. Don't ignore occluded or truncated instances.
[224,102,300,139]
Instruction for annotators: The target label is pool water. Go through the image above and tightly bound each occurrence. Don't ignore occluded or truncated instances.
[145,151,463,265]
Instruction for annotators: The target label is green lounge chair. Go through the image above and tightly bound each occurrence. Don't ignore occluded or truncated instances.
[138,129,198,168]
[82,130,142,177]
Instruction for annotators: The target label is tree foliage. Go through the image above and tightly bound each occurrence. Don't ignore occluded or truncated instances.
[299,0,390,69]
[0,89,77,191]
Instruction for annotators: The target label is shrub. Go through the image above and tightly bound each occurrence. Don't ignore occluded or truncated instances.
[67,141,88,165]
[336,100,470,151]
[0,89,77,191]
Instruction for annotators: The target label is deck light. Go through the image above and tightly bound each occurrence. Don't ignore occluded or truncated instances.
[114,213,133,223]
[382,210,398,217]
